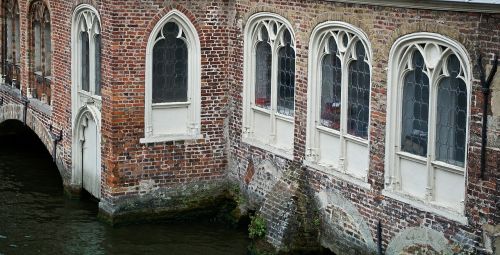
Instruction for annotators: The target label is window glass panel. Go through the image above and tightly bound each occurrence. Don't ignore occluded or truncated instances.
[34,21,42,71]
[6,13,13,62]
[436,54,467,166]
[277,29,295,116]
[255,27,272,109]
[81,31,90,92]
[14,11,20,63]
[320,37,342,130]
[347,41,370,139]
[152,22,188,104]
[95,34,102,96]
[401,50,429,157]
[44,22,51,76]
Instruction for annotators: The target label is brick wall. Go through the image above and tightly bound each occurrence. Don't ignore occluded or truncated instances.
[0,0,498,253]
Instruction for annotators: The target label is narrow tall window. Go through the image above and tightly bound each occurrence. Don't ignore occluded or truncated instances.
[386,33,470,213]
[277,29,295,116]
[73,8,102,98]
[243,14,296,157]
[254,27,272,109]
[401,51,429,157]
[94,34,102,96]
[306,22,371,180]
[2,0,21,88]
[81,30,90,92]
[142,10,201,142]
[29,1,51,104]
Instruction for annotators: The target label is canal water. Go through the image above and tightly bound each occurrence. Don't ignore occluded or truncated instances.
[0,121,250,255]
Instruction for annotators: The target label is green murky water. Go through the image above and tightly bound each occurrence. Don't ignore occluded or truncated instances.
[0,121,250,255]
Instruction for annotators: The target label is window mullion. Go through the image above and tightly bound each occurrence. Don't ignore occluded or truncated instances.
[269,44,279,144]
[339,54,349,172]
[426,71,439,202]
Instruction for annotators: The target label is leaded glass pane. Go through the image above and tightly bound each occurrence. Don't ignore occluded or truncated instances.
[401,50,429,157]
[152,22,188,103]
[81,31,90,92]
[436,54,467,166]
[255,27,271,109]
[277,29,295,116]
[94,34,102,96]
[347,41,370,139]
[320,38,342,130]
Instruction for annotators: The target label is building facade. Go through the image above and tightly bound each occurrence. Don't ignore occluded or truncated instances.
[0,0,499,254]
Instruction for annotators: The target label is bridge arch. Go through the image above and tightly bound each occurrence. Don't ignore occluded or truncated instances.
[0,104,64,178]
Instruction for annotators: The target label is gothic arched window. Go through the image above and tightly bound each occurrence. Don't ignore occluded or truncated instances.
[242,13,296,158]
[29,1,51,104]
[2,0,20,88]
[141,10,201,143]
[306,22,372,181]
[385,33,470,217]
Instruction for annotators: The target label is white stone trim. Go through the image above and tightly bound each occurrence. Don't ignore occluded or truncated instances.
[139,133,204,144]
[242,12,296,156]
[305,21,372,182]
[384,32,471,217]
[71,4,102,126]
[143,9,201,140]
[382,189,468,225]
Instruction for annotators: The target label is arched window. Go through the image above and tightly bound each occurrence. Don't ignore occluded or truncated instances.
[2,0,20,88]
[306,22,371,183]
[242,13,296,158]
[141,10,201,143]
[72,6,101,97]
[385,33,470,217]
[29,1,51,104]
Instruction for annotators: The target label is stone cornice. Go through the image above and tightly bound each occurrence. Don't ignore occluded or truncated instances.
[326,0,500,14]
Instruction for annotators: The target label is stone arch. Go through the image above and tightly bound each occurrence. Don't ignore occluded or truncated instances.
[71,104,102,198]
[385,227,453,255]
[315,189,377,254]
[0,104,70,182]
[0,104,53,156]
[304,12,374,50]
[378,21,475,66]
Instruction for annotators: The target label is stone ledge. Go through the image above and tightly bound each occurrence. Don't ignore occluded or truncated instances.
[97,180,238,225]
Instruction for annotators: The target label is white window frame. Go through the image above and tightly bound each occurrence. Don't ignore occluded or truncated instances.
[71,5,102,112]
[384,32,471,224]
[242,12,296,160]
[305,21,372,187]
[140,10,201,143]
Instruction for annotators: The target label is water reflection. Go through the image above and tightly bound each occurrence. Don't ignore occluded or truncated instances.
[0,122,249,255]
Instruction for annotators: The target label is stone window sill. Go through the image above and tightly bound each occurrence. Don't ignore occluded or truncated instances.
[382,189,468,225]
[140,134,204,144]
[303,160,371,190]
[242,137,294,160]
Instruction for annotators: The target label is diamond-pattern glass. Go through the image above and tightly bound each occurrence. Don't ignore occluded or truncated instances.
[320,38,342,130]
[277,29,295,116]
[255,27,272,109]
[436,54,467,166]
[152,22,188,103]
[81,31,90,92]
[401,50,429,157]
[347,41,370,139]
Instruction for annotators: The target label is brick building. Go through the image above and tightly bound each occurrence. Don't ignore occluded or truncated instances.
[0,0,499,253]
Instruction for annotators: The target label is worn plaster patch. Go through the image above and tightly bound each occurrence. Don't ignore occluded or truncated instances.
[316,190,377,254]
[385,227,453,255]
